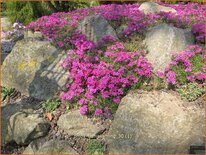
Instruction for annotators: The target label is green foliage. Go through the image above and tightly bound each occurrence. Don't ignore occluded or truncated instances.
[5,1,52,25]
[44,1,97,13]
[171,63,188,85]
[123,33,145,52]
[92,96,118,114]
[109,17,128,30]
[1,87,15,100]
[85,141,105,154]
[42,98,60,112]
[191,54,204,73]
[177,83,204,102]
[152,75,165,90]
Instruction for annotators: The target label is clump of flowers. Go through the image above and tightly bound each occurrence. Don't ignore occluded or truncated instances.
[156,45,205,86]
[27,3,205,43]
[26,3,205,116]
[60,32,152,117]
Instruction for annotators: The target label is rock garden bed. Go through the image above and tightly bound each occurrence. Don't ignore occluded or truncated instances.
[1,1,205,154]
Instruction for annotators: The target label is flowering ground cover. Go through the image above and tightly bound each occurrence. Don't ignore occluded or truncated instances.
[27,2,205,117]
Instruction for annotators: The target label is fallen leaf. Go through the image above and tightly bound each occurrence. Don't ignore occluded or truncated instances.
[46,112,53,121]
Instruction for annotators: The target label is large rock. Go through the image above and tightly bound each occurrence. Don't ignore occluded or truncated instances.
[78,15,118,46]
[1,17,12,31]
[1,33,24,62]
[57,110,105,138]
[8,112,50,145]
[36,140,78,154]
[144,24,194,71]
[106,91,204,154]
[1,40,16,53]
[138,2,176,14]
[23,137,48,154]
[1,98,50,146]
[24,139,78,154]
[2,38,69,100]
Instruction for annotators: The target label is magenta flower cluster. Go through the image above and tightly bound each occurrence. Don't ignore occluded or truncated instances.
[60,34,152,116]
[27,3,205,116]
[27,3,205,45]
[156,45,205,84]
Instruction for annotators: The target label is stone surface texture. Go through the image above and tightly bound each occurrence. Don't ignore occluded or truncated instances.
[106,91,204,154]
[144,24,194,71]
[139,2,177,14]
[2,38,69,100]
[57,110,106,138]
[78,15,118,45]
[1,99,49,146]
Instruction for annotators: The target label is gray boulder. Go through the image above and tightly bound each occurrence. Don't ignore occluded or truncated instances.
[139,2,176,14]
[36,140,78,154]
[1,33,24,62]
[24,30,44,40]
[2,38,69,100]
[116,25,127,38]
[78,15,118,46]
[1,17,12,31]
[106,91,204,154]
[57,110,105,138]
[23,137,48,154]
[8,112,50,145]
[1,98,50,146]
[144,24,194,71]
[1,40,15,53]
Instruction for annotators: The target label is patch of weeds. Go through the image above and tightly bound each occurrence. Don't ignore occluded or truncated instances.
[123,32,145,52]
[85,141,105,154]
[64,101,72,110]
[191,54,204,73]
[109,17,128,30]
[177,82,204,102]
[170,63,188,85]
[42,98,61,112]
[1,87,15,101]
[152,75,166,90]
[93,96,118,115]
[131,76,152,90]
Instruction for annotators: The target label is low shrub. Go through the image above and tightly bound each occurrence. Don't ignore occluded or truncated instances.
[42,98,60,113]
[1,87,15,101]
[177,82,204,101]
[59,33,152,117]
[85,141,105,154]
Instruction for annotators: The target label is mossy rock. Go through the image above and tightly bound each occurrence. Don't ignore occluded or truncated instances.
[2,38,69,100]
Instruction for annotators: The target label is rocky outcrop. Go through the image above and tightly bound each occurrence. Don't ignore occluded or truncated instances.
[8,112,50,145]
[24,139,78,154]
[138,2,176,14]
[106,91,204,154]
[78,15,118,46]
[57,110,106,138]
[36,140,78,154]
[23,137,47,154]
[1,33,24,62]
[116,25,127,38]
[1,98,50,146]
[2,38,69,100]
[144,24,194,71]
[1,17,12,31]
